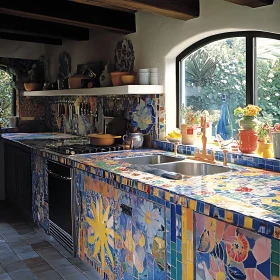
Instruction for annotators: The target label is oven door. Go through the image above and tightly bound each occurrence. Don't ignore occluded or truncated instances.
[47,160,74,254]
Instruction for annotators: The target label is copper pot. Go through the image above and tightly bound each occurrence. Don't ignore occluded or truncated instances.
[88,133,122,146]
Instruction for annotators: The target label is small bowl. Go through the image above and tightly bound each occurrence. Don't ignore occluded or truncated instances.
[166,137,181,143]
[121,75,135,85]
[110,71,130,86]
[24,83,42,91]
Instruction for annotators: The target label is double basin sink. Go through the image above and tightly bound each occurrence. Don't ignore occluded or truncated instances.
[117,154,234,178]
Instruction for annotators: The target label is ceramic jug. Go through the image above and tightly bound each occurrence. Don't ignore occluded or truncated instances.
[99,64,112,87]
[123,133,144,149]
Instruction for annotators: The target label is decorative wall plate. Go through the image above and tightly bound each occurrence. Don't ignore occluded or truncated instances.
[114,38,135,72]
[131,99,155,135]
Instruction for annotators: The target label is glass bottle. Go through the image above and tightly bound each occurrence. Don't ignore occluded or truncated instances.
[216,94,233,140]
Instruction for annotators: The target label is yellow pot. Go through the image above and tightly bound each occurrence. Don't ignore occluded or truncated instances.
[256,141,273,158]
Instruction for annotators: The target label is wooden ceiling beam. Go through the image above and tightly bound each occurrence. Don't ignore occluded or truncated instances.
[0,31,62,45]
[224,0,274,8]
[0,0,136,34]
[0,14,89,41]
[69,0,200,21]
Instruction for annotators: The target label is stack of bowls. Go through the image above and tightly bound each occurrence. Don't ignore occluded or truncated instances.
[139,69,150,85]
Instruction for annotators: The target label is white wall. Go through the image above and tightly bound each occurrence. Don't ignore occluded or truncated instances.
[46,29,124,82]
[126,0,280,135]
[0,39,46,59]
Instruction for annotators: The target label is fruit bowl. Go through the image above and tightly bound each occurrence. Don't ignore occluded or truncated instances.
[166,137,181,143]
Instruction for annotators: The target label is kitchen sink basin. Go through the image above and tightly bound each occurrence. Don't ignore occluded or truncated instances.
[153,161,234,177]
[117,154,184,165]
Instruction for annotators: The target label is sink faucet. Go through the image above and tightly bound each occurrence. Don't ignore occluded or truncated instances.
[193,116,216,164]
[174,142,179,156]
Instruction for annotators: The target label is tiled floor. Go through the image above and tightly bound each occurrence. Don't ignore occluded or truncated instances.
[0,202,102,280]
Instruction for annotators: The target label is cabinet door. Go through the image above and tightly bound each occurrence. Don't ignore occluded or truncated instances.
[115,189,166,280]
[76,170,116,280]
[16,147,32,214]
[195,213,271,280]
[4,143,17,204]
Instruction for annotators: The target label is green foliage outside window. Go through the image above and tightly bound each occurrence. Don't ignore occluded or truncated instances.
[0,69,13,127]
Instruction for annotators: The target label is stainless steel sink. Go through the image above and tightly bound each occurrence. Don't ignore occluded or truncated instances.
[117,154,184,165]
[153,161,233,177]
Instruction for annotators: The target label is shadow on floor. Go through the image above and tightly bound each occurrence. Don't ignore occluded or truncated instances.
[0,201,102,280]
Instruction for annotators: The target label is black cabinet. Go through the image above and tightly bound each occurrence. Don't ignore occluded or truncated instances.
[4,142,32,218]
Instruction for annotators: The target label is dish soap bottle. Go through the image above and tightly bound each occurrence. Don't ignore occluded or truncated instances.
[99,63,112,87]
[216,93,233,140]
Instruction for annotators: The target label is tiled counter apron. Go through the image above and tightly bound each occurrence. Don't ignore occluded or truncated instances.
[2,133,280,279]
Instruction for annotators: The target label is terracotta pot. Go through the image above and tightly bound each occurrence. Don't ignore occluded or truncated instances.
[88,133,121,146]
[238,129,258,153]
[110,72,130,86]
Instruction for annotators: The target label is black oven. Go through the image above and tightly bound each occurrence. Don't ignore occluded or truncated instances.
[47,160,75,255]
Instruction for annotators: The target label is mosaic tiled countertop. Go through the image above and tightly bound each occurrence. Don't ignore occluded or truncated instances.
[3,133,280,240]
[1,132,79,141]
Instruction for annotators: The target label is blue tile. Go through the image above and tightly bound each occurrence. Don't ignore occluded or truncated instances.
[171,203,176,242]
[238,215,244,227]
[177,238,182,253]
[176,204,182,216]
[166,201,170,208]
[176,261,182,280]
[218,209,225,220]
[252,218,260,232]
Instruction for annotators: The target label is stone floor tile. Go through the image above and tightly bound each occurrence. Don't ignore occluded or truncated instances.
[0,266,5,274]
[3,261,27,272]
[13,245,34,254]
[21,232,41,240]
[41,252,64,262]
[24,257,46,267]
[31,241,52,250]
[36,247,58,256]
[0,244,10,251]
[0,272,12,280]
[0,255,21,266]
[30,262,53,275]
[8,240,29,248]
[9,268,33,279]
[63,272,89,280]
[16,228,35,235]
[18,251,39,260]
[26,236,46,245]
[48,259,72,269]
[59,249,73,258]
[73,261,92,272]
[56,266,81,277]
[21,276,37,280]
[84,269,102,280]
[35,270,62,280]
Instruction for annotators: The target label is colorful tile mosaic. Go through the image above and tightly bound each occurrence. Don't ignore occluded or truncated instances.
[31,154,49,233]
[196,213,271,280]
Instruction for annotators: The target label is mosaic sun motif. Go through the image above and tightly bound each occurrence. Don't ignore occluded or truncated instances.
[85,197,120,268]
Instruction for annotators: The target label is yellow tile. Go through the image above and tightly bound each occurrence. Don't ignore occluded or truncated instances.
[244,216,253,229]
[182,243,188,264]
[153,188,159,197]
[187,262,194,280]
[165,192,170,201]
[187,239,193,263]
[138,182,142,190]
[189,199,196,211]
[182,264,188,279]
[272,276,280,280]
[274,226,280,239]
[182,207,187,241]
[186,209,193,231]
[225,210,233,223]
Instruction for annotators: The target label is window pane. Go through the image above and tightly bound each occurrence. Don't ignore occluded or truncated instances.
[180,37,246,136]
[0,69,13,127]
[256,38,280,123]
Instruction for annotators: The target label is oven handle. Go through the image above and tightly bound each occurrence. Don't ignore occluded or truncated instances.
[47,169,72,181]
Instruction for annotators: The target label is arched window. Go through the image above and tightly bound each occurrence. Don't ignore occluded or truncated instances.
[0,67,15,127]
[176,31,280,134]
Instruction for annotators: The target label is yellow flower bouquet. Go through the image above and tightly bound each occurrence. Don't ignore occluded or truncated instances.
[234,104,262,117]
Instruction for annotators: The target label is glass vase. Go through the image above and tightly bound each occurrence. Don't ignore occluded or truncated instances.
[238,116,258,130]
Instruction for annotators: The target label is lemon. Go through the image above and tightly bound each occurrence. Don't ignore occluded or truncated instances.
[168,131,176,138]
[173,129,181,138]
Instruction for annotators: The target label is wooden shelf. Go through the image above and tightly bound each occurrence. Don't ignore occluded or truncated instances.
[23,85,164,97]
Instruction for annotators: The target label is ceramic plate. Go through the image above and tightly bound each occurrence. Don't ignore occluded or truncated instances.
[131,99,155,135]
[166,137,181,143]
[114,38,135,72]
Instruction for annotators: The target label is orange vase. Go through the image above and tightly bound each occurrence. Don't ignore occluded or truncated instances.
[238,129,258,153]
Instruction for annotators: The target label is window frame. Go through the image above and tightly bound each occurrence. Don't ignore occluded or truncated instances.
[176,31,280,127]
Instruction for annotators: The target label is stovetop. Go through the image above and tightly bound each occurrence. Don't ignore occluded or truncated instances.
[47,143,124,155]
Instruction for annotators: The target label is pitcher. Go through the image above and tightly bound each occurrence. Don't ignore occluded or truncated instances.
[123,133,144,149]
